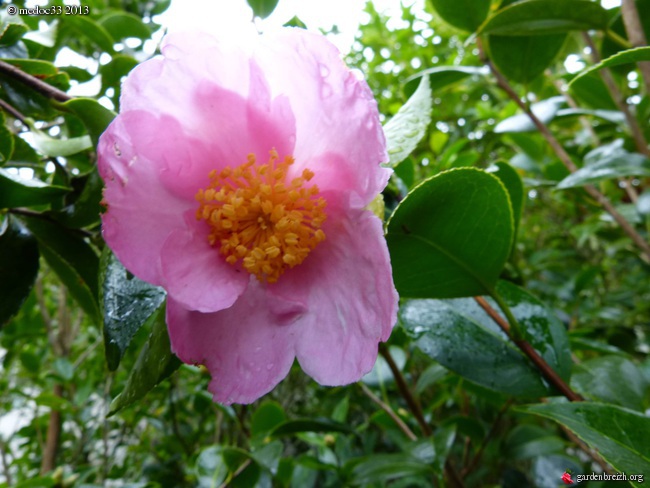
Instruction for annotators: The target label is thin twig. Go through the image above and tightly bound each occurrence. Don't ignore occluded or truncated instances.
[0,438,13,486]
[581,33,650,158]
[461,399,513,478]
[0,97,27,124]
[621,0,650,95]
[473,297,583,402]
[0,59,71,102]
[379,345,431,436]
[479,43,650,262]
[359,382,417,441]
[379,345,466,488]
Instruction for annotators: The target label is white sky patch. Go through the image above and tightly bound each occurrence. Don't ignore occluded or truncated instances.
[159,0,420,54]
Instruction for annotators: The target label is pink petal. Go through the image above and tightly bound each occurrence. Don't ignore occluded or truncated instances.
[270,209,398,385]
[99,111,193,284]
[254,28,391,208]
[160,220,248,313]
[167,281,303,404]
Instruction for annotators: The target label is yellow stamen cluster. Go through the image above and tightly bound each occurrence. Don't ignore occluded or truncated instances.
[195,149,327,283]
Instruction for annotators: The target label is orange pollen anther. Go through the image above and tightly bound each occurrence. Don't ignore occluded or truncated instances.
[195,149,327,283]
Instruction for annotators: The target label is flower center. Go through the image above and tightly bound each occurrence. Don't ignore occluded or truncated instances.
[195,149,327,283]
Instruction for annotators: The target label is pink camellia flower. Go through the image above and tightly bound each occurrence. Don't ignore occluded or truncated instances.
[98,27,398,404]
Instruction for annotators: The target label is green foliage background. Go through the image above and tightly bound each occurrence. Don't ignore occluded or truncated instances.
[1,0,649,486]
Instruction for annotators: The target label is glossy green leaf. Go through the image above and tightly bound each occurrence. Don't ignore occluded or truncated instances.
[100,249,166,371]
[0,169,70,209]
[404,66,488,97]
[495,97,565,133]
[384,75,432,167]
[518,402,650,483]
[2,58,58,76]
[572,356,648,411]
[108,304,181,415]
[66,16,115,52]
[569,47,650,87]
[99,12,151,41]
[347,453,433,485]
[479,0,610,36]
[400,287,564,398]
[20,215,100,320]
[270,418,353,438]
[488,34,566,83]
[557,142,650,189]
[386,168,513,298]
[60,98,116,146]
[487,162,524,237]
[99,55,138,106]
[251,401,287,437]
[428,0,491,32]
[0,216,39,326]
[505,425,565,460]
[247,0,279,19]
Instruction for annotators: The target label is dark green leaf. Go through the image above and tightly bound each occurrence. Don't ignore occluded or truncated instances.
[60,98,116,146]
[0,169,71,209]
[495,97,565,133]
[505,425,566,460]
[404,66,488,98]
[569,46,650,88]
[488,34,566,83]
[100,249,166,371]
[518,402,650,483]
[247,0,279,19]
[401,297,554,398]
[20,215,99,320]
[428,0,491,32]
[384,75,432,166]
[52,169,104,228]
[386,168,513,298]
[0,216,39,326]
[66,16,115,53]
[108,303,181,415]
[347,453,433,485]
[479,0,610,36]
[487,162,524,238]
[251,401,287,437]
[572,356,648,411]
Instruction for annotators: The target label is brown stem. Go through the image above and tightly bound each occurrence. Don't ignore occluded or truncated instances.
[621,0,650,95]
[359,383,417,441]
[379,345,466,488]
[461,399,513,478]
[379,345,431,436]
[0,97,27,124]
[581,33,650,158]
[479,45,650,262]
[473,297,583,402]
[0,59,71,102]
[40,383,63,474]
